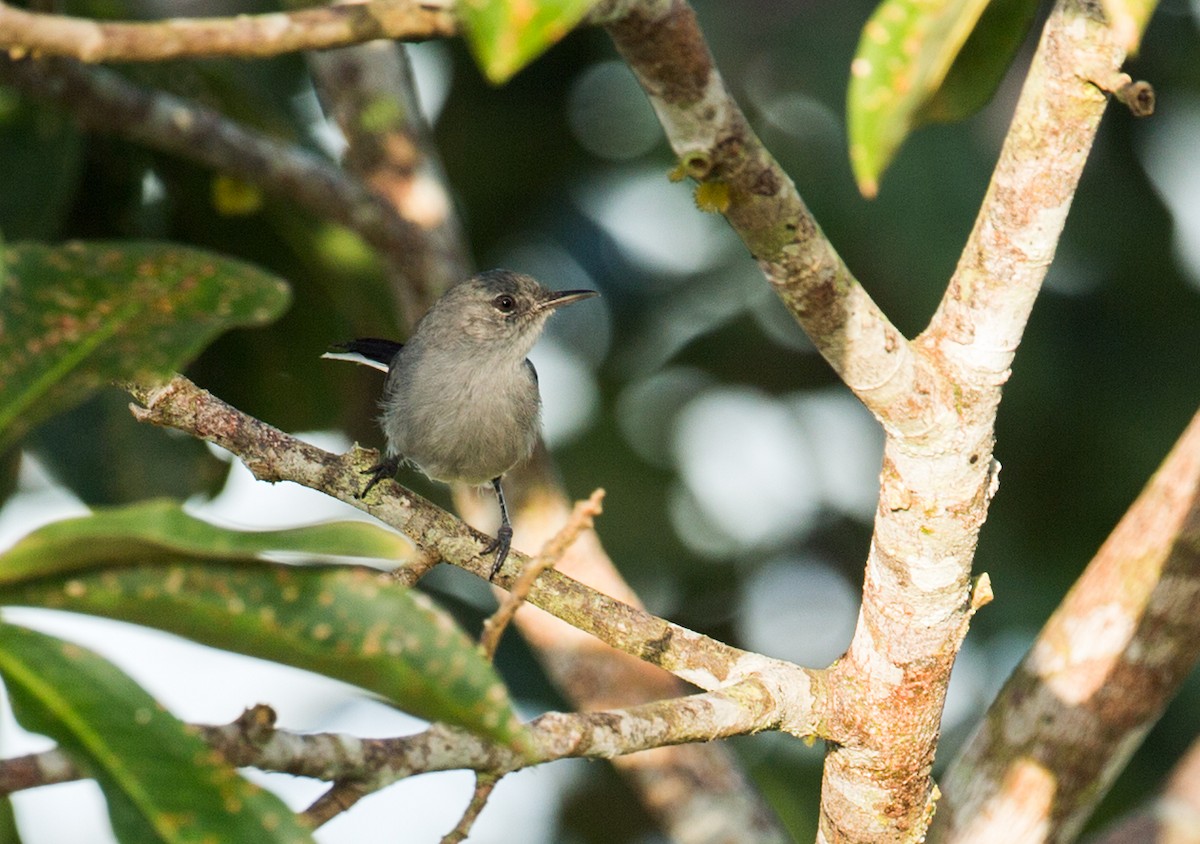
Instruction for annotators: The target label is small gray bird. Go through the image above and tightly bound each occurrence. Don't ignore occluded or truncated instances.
[323,269,597,579]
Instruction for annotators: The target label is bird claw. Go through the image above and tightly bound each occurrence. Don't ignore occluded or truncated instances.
[359,456,400,499]
[483,524,513,581]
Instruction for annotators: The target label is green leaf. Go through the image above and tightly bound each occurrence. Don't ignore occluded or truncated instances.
[847,0,1036,197]
[0,622,315,843]
[917,0,1038,124]
[0,504,526,750]
[0,499,412,585]
[0,241,290,451]
[460,0,602,84]
[0,795,20,844]
[2,563,527,751]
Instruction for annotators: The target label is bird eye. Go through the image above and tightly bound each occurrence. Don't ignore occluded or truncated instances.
[492,294,517,313]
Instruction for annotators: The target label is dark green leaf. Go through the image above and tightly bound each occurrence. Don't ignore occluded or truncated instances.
[847,0,1034,197]
[0,622,314,843]
[2,563,527,750]
[0,241,290,451]
[0,88,83,241]
[0,503,526,750]
[27,389,229,506]
[460,0,602,84]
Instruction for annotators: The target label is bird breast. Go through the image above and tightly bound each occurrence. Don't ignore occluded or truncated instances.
[380,347,541,486]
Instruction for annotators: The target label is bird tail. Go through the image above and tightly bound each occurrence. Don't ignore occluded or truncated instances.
[321,338,403,373]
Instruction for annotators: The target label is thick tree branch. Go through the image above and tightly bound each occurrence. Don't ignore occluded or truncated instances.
[0,0,455,62]
[922,0,1130,388]
[124,374,824,737]
[804,0,1147,839]
[604,0,1149,840]
[931,406,1200,844]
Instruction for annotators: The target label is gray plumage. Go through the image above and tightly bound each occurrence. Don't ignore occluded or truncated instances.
[324,269,597,578]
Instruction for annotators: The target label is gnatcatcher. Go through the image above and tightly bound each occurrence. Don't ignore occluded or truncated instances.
[323,269,598,579]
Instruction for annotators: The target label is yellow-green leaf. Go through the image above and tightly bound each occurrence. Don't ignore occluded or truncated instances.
[0,499,411,585]
[847,0,1037,197]
[460,0,603,84]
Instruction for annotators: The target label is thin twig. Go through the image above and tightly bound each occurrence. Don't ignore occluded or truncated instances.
[479,489,604,660]
[0,0,656,64]
[439,772,500,844]
[301,781,368,829]
[391,545,441,587]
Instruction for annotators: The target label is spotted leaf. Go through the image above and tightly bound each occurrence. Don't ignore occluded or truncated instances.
[847,0,1037,197]
[0,505,526,750]
[0,241,290,451]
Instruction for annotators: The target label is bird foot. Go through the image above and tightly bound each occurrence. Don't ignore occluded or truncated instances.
[359,455,400,499]
[483,524,513,581]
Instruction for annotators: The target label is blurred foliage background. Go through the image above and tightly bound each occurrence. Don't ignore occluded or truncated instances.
[2,0,1200,840]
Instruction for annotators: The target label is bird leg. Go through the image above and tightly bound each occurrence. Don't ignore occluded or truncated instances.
[483,476,513,581]
[359,454,401,499]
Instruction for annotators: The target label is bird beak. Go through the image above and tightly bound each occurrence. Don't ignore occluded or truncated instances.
[538,289,599,312]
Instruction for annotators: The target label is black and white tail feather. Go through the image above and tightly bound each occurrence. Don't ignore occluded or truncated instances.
[320,338,404,373]
[322,338,405,499]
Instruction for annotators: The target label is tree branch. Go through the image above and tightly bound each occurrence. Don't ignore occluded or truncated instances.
[439,773,499,844]
[0,677,796,827]
[305,41,471,326]
[302,29,795,842]
[1089,734,1200,844]
[605,0,943,437]
[921,0,1131,387]
[813,0,1141,838]
[0,0,455,63]
[124,374,823,736]
[0,55,431,306]
[0,0,654,64]
[931,405,1200,844]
